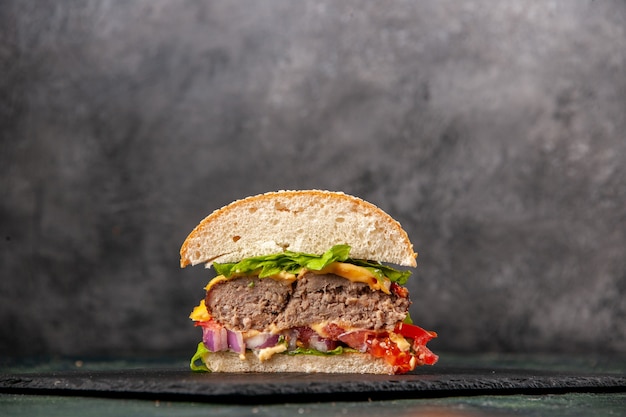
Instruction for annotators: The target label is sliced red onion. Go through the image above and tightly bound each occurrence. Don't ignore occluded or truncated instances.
[307,335,330,352]
[289,327,340,352]
[227,330,245,355]
[308,334,338,352]
[245,333,279,350]
[202,326,228,352]
[285,330,298,350]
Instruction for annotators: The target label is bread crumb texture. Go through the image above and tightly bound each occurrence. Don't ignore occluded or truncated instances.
[205,350,395,374]
[180,190,417,268]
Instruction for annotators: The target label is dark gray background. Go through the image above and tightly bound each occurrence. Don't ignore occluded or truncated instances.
[1,1,625,358]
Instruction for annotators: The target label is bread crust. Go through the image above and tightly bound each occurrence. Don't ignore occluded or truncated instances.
[180,190,417,268]
[201,351,396,374]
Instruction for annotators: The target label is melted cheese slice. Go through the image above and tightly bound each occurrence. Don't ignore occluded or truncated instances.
[256,343,287,361]
[204,275,229,293]
[316,262,391,294]
[189,299,211,322]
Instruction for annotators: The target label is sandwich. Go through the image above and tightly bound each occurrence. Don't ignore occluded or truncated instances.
[180,190,438,374]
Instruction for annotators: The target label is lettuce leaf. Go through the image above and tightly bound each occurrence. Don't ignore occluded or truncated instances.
[348,259,412,285]
[213,244,351,278]
[213,244,411,284]
[403,311,414,324]
[190,342,211,372]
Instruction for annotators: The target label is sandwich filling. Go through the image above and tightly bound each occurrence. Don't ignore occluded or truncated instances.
[190,245,438,373]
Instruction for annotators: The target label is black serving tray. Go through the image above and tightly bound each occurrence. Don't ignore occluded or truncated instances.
[1,365,624,404]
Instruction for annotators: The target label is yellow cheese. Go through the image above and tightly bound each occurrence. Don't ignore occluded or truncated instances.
[309,321,331,337]
[256,343,287,361]
[204,275,229,292]
[267,270,297,283]
[189,299,211,322]
[389,331,411,352]
[317,262,391,294]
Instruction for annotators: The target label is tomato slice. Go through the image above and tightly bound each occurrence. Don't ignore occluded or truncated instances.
[394,322,437,345]
[367,337,414,373]
[390,282,409,298]
[194,319,221,330]
[415,344,439,366]
[393,322,439,366]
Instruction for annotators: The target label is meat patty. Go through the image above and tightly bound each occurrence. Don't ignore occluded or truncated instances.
[275,272,410,331]
[206,276,292,331]
[206,272,410,333]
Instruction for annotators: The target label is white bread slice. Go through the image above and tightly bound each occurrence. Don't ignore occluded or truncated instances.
[180,190,417,268]
[201,351,395,374]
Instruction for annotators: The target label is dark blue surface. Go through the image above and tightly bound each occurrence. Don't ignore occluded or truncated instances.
[2,393,625,417]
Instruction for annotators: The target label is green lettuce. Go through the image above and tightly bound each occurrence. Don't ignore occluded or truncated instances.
[213,244,411,284]
[403,311,414,324]
[348,258,412,285]
[190,342,211,372]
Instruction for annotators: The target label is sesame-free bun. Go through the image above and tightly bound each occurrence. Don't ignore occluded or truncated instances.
[201,350,396,374]
[180,190,417,268]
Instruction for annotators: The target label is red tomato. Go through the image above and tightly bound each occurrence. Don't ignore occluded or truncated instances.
[367,337,414,373]
[394,322,437,345]
[195,319,222,330]
[394,323,439,366]
[390,282,409,298]
[414,344,439,366]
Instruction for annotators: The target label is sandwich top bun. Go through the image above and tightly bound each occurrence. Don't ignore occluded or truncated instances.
[180,190,417,268]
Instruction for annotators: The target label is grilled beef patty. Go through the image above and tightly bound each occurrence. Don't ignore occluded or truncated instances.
[206,272,410,332]
[206,276,292,331]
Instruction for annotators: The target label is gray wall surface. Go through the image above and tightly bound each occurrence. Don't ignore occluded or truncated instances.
[1,0,625,358]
